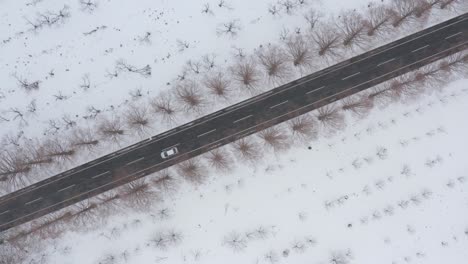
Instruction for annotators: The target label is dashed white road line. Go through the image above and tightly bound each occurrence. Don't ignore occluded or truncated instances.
[233,115,253,123]
[342,72,361,80]
[377,58,396,67]
[197,129,217,138]
[0,210,9,216]
[411,45,430,53]
[91,171,111,179]
[125,157,145,166]
[445,31,462,39]
[57,185,76,193]
[269,100,289,109]
[25,197,43,206]
[306,86,326,94]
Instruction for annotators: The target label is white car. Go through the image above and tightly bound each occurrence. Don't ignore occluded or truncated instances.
[161,147,178,159]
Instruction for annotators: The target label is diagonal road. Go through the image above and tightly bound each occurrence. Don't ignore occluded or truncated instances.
[0,13,467,233]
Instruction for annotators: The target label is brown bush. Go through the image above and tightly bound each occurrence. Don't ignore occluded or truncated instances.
[152,170,180,195]
[365,5,394,36]
[70,127,100,152]
[120,179,159,211]
[174,80,207,115]
[203,72,233,101]
[231,137,261,163]
[42,138,76,163]
[285,34,314,74]
[316,104,346,131]
[341,95,374,118]
[312,22,341,57]
[176,158,208,185]
[287,114,318,143]
[390,0,421,28]
[0,151,31,192]
[337,11,367,48]
[204,148,233,173]
[150,92,179,125]
[257,126,290,153]
[97,116,126,143]
[125,105,152,136]
[71,201,103,231]
[256,45,292,84]
[230,58,262,95]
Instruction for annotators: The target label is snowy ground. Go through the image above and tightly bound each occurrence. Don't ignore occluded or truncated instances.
[1,0,468,263]
[28,79,468,264]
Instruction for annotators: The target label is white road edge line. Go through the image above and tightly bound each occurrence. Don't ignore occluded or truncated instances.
[57,185,76,193]
[269,100,289,109]
[197,129,217,138]
[445,31,462,39]
[306,86,326,95]
[2,16,466,208]
[125,157,145,166]
[233,115,253,123]
[411,45,430,53]
[342,72,361,80]
[377,58,396,67]
[4,38,464,229]
[25,197,43,206]
[92,171,111,179]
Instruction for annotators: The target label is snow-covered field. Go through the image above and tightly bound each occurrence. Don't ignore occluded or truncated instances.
[1,0,468,263]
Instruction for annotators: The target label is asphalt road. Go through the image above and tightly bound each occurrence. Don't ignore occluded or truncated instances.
[0,13,467,233]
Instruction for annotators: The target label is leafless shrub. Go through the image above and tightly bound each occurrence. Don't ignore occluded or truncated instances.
[231,138,261,163]
[414,0,437,19]
[115,59,151,77]
[166,229,183,246]
[390,0,421,28]
[337,11,367,49]
[150,231,168,250]
[0,151,31,192]
[97,116,126,143]
[96,192,121,216]
[174,80,207,115]
[438,52,468,75]
[304,9,322,29]
[70,127,100,152]
[120,179,159,211]
[152,170,179,195]
[13,74,40,91]
[285,34,314,74]
[329,249,353,264]
[42,138,76,163]
[27,211,72,241]
[79,0,98,12]
[264,250,280,263]
[257,126,290,153]
[316,105,346,131]
[203,72,233,101]
[79,74,91,91]
[376,146,388,160]
[204,148,233,173]
[125,105,152,136]
[22,142,54,168]
[71,200,101,230]
[312,22,341,58]
[341,95,373,118]
[439,0,462,10]
[150,92,179,125]
[365,5,394,36]
[223,231,247,252]
[176,158,208,185]
[216,20,242,38]
[230,58,263,95]
[287,114,318,142]
[256,44,292,84]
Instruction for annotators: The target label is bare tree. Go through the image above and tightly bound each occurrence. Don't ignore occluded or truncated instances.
[125,105,152,136]
[79,0,98,12]
[174,80,207,115]
[312,22,341,58]
[97,116,126,143]
[365,5,393,36]
[439,0,463,10]
[256,45,292,84]
[304,9,322,29]
[203,72,233,101]
[0,151,31,192]
[287,114,318,142]
[204,148,233,173]
[152,170,179,195]
[40,138,75,165]
[230,58,263,95]
[414,0,438,19]
[223,231,247,252]
[71,201,102,231]
[70,127,100,152]
[21,141,54,168]
[284,34,314,74]
[150,92,179,125]
[337,11,367,49]
[176,159,208,185]
[438,52,468,75]
[329,249,353,264]
[390,0,421,28]
[316,105,346,131]
[341,95,374,118]
[115,59,151,77]
[13,74,40,91]
[231,138,261,163]
[257,126,290,153]
[216,20,242,38]
[120,179,159,211]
